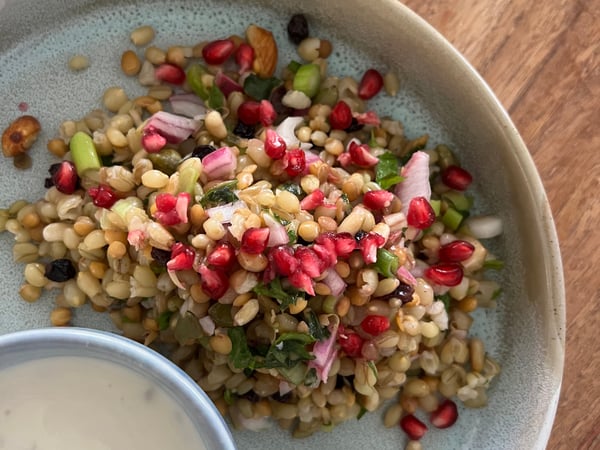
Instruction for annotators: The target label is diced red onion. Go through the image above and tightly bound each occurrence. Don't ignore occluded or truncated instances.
[395,151,431,215]
[205,200,246,224]
[215,71,243,97]
[169,93,207,118]
[199,316,216,336]
[321,268,347,297]
[279,381,293,396]
[263,213,290,247]
[202,146,236,180]
[144,111,201,144]
[397,266,417,287]
[308,322,339,383]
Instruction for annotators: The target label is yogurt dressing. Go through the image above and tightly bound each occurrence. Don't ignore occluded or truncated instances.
[0,356,207,450]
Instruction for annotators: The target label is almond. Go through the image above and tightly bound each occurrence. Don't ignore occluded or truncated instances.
[245,24,278,78]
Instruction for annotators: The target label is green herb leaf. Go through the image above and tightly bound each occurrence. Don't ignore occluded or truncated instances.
[157,310,174,330]
[375,152,404,189]
[278,182,303,197]
[228,327,255,370]
[208,303,234,328]
[253,278,303,311]
[367,361,379,380]
[263,332,316,369]
[357,406,368,420]
[483,259,505,271]
[287,228,297,244]
[173,312,205,346]
[200,180,238,208]
[304,310,330,341]
[243,74,282,100]
[207,84,225,110]
[223,388,235,405]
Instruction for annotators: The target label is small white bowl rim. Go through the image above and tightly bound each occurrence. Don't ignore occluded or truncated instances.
[0,327,237,450]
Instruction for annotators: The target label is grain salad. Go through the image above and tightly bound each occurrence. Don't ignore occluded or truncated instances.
[0,14,505,447]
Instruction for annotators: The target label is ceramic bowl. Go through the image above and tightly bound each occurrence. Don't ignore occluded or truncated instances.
[0,327,237,450]
[0,0,564,449]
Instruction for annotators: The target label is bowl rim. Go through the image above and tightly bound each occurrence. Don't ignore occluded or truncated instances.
[395,0,566,442]
[0,327,238,450]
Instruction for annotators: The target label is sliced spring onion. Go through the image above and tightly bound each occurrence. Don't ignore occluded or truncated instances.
[443,190,473,212]
[292,64,321,98]
[186,64,209,100]
[430,198,442,216]
[69,131,101,176]
[374,248,399,278]
[442,207,464,231]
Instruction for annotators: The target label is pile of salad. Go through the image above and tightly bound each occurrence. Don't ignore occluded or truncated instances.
[1,14,503,448]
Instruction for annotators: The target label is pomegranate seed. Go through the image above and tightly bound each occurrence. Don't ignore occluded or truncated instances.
[264,129,287,159]
[294,247,325,277]
[237,101,261,125]
[241,227,270,254]
[312,242,338,267]
[331,232,356,258]
[358,69,384,100]
[430,399,458,429]
[235,43,254,72]
[155,63,186,85]
[337,329,363,358]
[202,39,235,65]
[299,189,325,210]
[406,196,436,229]
[206,242,236,269]
[141,126,167,153]
[167,242,196,271]
[400,414,428,440]
[438,240,475,263]
[360,315,390,336]
[329,100,353,130]
[215,72,243,97]
[197,264,229,299]
[425,263,464,286]
[284,148,306,177]
[155,193,177,212]
[259,100,277,127]
[87,184,118,209]
[49,161,79,195]
[354,110,380,126]
[441,165,473,191]
[357,232,385,264]
[362,190,394,210]
[269,246,299,276]
[348,141,379,167]
[288,270,315,296]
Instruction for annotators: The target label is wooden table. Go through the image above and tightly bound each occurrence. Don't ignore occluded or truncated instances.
[401,1,599,448]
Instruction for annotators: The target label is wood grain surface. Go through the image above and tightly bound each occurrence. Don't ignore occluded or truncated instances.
[400,0,599,448]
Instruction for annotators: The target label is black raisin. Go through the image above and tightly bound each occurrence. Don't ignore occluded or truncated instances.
[393,282,415,304]
[44,259,76,282]
[150,247,172,267]
[44,163,61,188]
[271,391,294,403]
[354,230,367,242]
[345,117,364,133]
[191,144,216,159]
[287,14,309,45]
[242,390,261,403]
[233,121,256,139]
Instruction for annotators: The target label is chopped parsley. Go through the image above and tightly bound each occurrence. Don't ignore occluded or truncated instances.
[253,278,304,311]
[375,152,404,189]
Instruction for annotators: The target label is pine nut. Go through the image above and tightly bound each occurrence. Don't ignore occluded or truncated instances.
[130,25,155,47]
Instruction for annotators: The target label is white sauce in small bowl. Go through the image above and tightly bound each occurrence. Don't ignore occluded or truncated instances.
[0,356,207,450]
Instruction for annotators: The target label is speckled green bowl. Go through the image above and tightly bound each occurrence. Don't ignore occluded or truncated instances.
[0,1,564,449]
